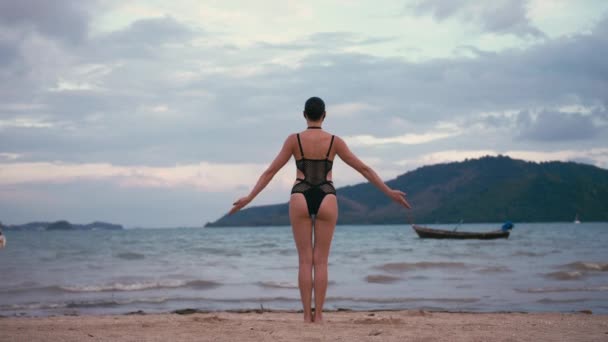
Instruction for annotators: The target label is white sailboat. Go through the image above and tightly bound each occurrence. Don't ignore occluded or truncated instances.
[574,214,581,224]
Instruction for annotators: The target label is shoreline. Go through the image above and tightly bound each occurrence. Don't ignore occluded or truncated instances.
[1,309,606,342]
[2,306,601,318]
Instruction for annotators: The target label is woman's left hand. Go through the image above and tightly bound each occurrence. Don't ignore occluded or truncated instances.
[388,189,411,209]
[228,195,252,215]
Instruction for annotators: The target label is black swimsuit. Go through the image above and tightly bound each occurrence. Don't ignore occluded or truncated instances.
[291,130,337,216]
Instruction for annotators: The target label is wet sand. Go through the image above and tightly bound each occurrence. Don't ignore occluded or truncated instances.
[1,310,607,342]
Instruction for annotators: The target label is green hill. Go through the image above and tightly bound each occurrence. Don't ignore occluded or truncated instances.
[205,156,608,227]
[4,220,124,231]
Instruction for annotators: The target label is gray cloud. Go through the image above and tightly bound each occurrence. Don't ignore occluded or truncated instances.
[1,5,607,226]
[1,10,607,168]
[67,16,200,62]
[0,38,19,66]
[0,0,92,43]
[517,110,601,142]
[257,32,396,50]
[409,0,545,38]
[107,16,194,43]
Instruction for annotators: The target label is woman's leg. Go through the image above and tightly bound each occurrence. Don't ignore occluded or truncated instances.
[289,193,314,322]
[312,194,338,323]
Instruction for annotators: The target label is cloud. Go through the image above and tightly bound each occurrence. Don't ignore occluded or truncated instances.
[517,110,601,141]
[0,38,20,66]
[409,0,545,38]
[0,161,271,192]
[396,148,608,170]
[3,15,607,167]
[256,31,395,51]
[344,123,461,146]
[89,16,197,59]
[0,0,92,43]
[1,2,607,226]
[330,102,380,117]
[0,117,56,129]
[98,16,195,46]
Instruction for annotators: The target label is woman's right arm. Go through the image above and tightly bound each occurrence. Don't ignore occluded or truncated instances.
[334,136,411,209]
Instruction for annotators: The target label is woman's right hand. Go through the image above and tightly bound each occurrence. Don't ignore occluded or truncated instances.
[388,189,411,209]
[228,195,252,215]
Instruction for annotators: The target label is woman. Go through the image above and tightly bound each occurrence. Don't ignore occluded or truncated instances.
[229,97,411,323]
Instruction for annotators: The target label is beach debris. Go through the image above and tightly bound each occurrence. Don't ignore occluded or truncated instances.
[126,310,146,315]
[369,329,382,336]
[173,308,198,315]
[192,315,225,322]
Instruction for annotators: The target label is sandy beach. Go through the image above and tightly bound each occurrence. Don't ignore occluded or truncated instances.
[1,310,607,342]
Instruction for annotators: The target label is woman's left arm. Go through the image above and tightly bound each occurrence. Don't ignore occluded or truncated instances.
[228,135,294,215]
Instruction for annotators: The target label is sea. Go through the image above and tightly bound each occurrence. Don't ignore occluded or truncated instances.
[1,223,607,317]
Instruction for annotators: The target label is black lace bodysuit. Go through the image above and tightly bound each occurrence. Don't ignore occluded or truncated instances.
[291,132,337,216]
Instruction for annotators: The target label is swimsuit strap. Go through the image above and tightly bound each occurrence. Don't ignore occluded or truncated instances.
[326,135,335,158]
[296,133,304,157]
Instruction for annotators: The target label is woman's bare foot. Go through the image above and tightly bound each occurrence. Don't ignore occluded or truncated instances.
[303,313,313,323]
[313,313,324,324]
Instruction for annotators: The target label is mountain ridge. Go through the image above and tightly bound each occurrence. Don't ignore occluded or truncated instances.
[1,220,124,231]
[206,156,608,227]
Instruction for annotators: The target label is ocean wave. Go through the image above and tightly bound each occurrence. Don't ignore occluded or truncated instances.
[256,280,336,289]
[66,297,170,308]
[408,275,430,280]
[544,271,585,281]
[515,285,608,293]
[328,296,479,304]
[376,262,468,273]
[257,281,298,289]
[0,297,170,311]
[541,261,608,281]
[0,279,222,295]
[0,302,67,311]
[190,247,242,257]
[536,298,590,304]
[0,285,66,295]
[436,252,477,258]
[365,274,401,284]
[0,295,482,313]
[512,251,550,257]
[59,279,221,292]
[246,243,278,248]
[560,262,608,272]
[475,266,512,274]
[277,249,294,256]
[114,252,146,260]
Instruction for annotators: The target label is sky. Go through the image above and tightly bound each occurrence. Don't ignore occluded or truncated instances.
[0,0,607,227]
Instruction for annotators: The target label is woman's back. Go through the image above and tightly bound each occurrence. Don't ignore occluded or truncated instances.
[293,129,336,161]
[294,130,335,180]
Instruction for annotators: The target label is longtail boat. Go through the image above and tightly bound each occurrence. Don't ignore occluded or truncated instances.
[412,223,513,240]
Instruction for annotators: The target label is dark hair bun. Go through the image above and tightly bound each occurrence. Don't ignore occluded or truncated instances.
[304,97,325,121]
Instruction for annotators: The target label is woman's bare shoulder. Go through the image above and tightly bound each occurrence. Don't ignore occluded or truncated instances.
[331,134,346,147]
[283,133,298,147]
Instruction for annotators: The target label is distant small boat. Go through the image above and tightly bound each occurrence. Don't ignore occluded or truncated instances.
[574,214,581,224]
[412,222,513,240]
